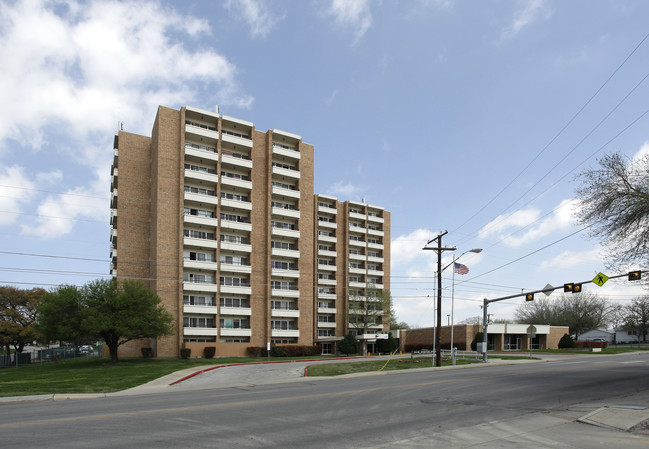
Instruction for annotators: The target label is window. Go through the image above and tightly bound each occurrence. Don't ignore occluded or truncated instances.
[220,297,250,308]
[271,221,295,230]
[271,300,296,310]
[183,316,216,328]
[185,119,217,131]
[318,273,334,280]
[220,255,249,266]
[318,301,334,309]
[318,230,335,237]
[271,280,297,290]
[271,260,296,270]
[318,258,335,266]
[318,216,334,223]
[183,273,214,284]
[349,262,363,269]
[271,240,296,250]
[271,320,296,330]
[221,234,249,244]
[318,329,334,337]
[184,337,216,342]
[272,201,297,210]
[272,181,296,190]
[222,129,251,140]
[220,213,249,223]
[349,249,363,255]
[367,238,381,244]
[318,287,335,294]
[349,276,363,283]
[185,163,216,174]
[221,337,250,343]
[184,251,215,262]
[221,149,250,160]
[318,202,335,209]
[221,191,249,202]
[184,207,215,218]
[318,244,334,251]
[220,276,250,287]
[184,185,215,196]
[221,170,250,181]
[271,338,297,344]
[184,229,215,240]
[185,142,215,153]
[183,295,215,306]
[318,315,335,323]
[220,318,250,329]
[272,161,297,171]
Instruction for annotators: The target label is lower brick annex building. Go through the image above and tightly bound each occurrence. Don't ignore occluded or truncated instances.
[109,105,391,358]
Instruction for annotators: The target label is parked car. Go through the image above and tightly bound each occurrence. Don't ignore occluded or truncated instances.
[79,345,93,355]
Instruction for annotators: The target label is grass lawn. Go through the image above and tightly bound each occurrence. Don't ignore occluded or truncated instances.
[0,356,271,397]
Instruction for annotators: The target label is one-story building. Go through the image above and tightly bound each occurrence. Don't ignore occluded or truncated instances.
[578,329,614,344]
[399,323,569,352]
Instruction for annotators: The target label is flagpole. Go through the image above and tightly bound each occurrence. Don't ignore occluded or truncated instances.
[451,256,456,365]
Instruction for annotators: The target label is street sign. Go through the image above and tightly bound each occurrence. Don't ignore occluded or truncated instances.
[543,284,554,296]
[592,272,609,287]
[527,325,537,338]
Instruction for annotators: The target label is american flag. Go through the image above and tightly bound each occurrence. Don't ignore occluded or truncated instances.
[454,262,469,275]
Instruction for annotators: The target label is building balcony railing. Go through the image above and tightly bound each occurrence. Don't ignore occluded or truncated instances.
[271,329,300,338]
[367,214,384,224]
[318,307,337,314]
[183,305,217,315]
[271,227,300,239]
[219,307,252,317]
[272,165,300,180]
[221,130,253,148]
[271,247,300,259]
[220,328,252,337]
[183,282,219,293]
[272,144,301,160]
[185,123,219,140]
[317,321,336,328]
[271,309,300,318]
[184,327,219,336]
[271,288,299,298]
[271,268,300,278]
[272,185,300,199]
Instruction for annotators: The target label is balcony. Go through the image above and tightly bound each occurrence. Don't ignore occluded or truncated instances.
[349,252,365,261]
[272,206,300,220]
[272,144,300,160]
[183,214,217,227]
[317,277,336,286]
[272,165,300,180]
[220,328,252,337]
[271,309,300,318]
[318,249,337,258]
[368,214,384,224]
[222,129,253,148]
[220,218,252,232]
[183,305,217,315]
[183,237,218,249]
[318,263,336,272]
[184,191,218,206]
[368,269,384,277]
[184,327,219,336]
[349,211,366,221]
[368,241,384,250]
[317,233,336,244]
[184,168,218,184]
[271,247,299,259]
[220,241,252,253]
[185,121,219,140]
[271,288,299,298]
[271,227,300,239]
[271,268,300,278]
[272,185,300,199]
[222,152,253,169]
[185,143,218,162]
[221,198,253,212]
[271,329,300,338]
[220,307,252,316]
[367,254,383,263]
[318,291,336,300]
[348,281,366,289]
[220,285,252,295]
[318,205,337,215]
[183,259,217,271]
[318,307,337,314]
[349,267,365,275]
[221,175,252,190]
[183,282,218,293]
[317,321,336,329]
[220,263,252,274]
[348,239,365,248]
[349,225,366,234]
[317,220,336,230]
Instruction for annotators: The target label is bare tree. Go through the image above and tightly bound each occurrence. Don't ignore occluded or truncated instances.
[346,288,391,355]
[623,297,649,344]
[515,292,611,339]
[575,152,649,273]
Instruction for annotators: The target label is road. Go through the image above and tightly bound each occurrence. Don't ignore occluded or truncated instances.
[2,353,649,448]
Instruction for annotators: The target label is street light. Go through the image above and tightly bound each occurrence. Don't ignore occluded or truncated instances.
[443,248,482,365]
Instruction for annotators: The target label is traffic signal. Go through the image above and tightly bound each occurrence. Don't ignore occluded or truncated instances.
[629,271,642,281]
[564,283,574,292]
[573,283,582,293]
[525,293,534,301]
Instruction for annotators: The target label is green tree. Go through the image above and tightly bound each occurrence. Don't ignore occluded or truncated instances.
[376,331,398,353]
[37,285,89,349]
[338,332,358,356]
[346,288,391,355]
[0,286,45,359]
[575,152,649,272]
[82,279,174,363]
[38,279,174,363]
[558,333,576,349]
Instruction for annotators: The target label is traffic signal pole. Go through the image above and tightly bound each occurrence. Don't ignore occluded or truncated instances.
[481,271,641,362]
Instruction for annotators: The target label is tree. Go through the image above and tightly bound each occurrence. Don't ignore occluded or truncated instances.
[37,285,89,349]
[622,297,649,344]
[377,332,398,353]
[346,288,391,345]
[338,332,358,356]
[38,279,174,363]
[514,292,611,339]
[82,279,174,363]
[575,152,649,272]
[0,286,45,359]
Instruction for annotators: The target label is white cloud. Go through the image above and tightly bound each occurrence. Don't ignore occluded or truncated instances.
[501,0,551,40]
[328,0,372,44]
[479,200,575,247]
[538,248,603,271]
[633,141,649,161]
[0,0,252,238]
[326,180,366,200]
[225,0,283,38]
[0,166,35,225]
[391,228,433,268]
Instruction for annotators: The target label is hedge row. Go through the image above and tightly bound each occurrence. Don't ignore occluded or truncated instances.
[576,341,608,349]
[404,342,467,352]
[246,345,322,357]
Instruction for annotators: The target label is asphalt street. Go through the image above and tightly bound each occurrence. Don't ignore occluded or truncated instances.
[2,352,649,448]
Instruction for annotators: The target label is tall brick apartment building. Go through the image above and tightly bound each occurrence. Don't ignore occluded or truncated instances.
[109,105,391,357]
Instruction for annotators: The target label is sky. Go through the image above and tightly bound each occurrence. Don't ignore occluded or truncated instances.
[1,0,648,328]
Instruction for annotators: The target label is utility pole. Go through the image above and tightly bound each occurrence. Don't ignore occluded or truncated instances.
[423,231,456,367]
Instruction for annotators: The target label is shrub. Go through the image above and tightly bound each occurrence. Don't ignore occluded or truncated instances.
[377,332,399,353]
[203,346,216,358]
[141,347,153,358]
[180,348,191,359]
[576,341,608,349]
[558,334,576,349]
[339,333,358,356]
[471,332,484,351]
[270,346,288,357]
